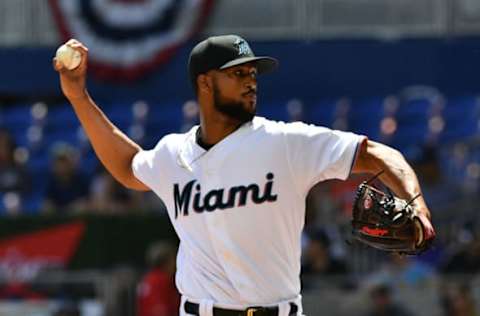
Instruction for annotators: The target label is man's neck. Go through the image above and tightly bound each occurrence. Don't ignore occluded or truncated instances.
[195,128,214,150]
[197,121,244,149]
[198,114,246,147]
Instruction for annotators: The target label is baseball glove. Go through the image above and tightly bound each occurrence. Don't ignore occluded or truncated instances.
[351,172,433,255]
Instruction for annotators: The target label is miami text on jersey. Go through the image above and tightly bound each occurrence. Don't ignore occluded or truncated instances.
[174,173,278,218]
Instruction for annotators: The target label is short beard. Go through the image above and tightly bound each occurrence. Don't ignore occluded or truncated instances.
[213,84,255,123]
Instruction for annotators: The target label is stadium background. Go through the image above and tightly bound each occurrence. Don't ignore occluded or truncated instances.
[0,0,479,315]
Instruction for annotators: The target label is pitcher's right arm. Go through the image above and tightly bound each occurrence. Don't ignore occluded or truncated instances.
[53,39,149,191]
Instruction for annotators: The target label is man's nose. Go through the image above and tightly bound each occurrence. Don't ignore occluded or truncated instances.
[245,79,257,92]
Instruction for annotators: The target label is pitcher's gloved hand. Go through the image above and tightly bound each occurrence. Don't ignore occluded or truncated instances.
[351,181,435,255]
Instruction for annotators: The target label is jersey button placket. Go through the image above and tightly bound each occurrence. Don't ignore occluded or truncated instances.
[204,158,215,177]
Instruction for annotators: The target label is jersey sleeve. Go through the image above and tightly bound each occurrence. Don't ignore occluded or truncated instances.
[131,138,169,190]
[283,122,365,193]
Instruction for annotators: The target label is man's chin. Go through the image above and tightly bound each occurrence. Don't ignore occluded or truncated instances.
[230,111,255,123]
[240,101,256,121]
[214,103,255,123]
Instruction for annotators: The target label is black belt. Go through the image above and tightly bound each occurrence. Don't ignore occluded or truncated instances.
[184,301,298,316]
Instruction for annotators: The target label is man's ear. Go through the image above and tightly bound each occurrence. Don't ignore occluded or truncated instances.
[197,74,212,94]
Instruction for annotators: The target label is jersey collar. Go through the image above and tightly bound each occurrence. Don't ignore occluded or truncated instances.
[177,117,262,172]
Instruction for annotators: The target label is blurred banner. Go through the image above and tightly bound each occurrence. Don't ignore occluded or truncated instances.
[0,221,85,281]
[48,0,214,80]
[0,216,176,269]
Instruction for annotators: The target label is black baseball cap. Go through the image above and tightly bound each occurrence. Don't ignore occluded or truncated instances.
[188,34,278,90]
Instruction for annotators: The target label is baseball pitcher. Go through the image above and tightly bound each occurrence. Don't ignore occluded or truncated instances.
[54,35,435,316]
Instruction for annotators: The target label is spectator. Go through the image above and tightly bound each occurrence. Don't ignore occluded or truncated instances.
[301,229,351,290]
[89,165,141,214]
[413,144,460,211]
[53,303,81,316]
[0,128,30,213]
[304,183,337,234]
[42,143,89,214]
[440,283,477,316]
[363,283,415,316]
[136,241,179,316]
[303,230,348,275]
[441,237,480,275]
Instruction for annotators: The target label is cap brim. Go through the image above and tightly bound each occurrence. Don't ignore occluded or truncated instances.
[219,56,278,74]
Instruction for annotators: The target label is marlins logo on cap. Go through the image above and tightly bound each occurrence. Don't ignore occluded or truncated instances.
[233,38,252,57]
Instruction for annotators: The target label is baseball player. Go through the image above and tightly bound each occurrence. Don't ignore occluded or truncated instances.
[54,35,435,316]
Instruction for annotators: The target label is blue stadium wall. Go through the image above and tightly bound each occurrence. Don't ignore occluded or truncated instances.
[0,37,479,102]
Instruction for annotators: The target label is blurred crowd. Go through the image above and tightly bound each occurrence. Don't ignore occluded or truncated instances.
[1,92,477,217]
[1,94,480,315]
[0,98,205,216]
[0,129,164,216]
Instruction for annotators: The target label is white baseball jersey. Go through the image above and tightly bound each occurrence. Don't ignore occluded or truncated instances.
[132,116,363,309]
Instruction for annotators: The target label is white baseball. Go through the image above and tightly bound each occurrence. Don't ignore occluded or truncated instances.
[55,44,82,70]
